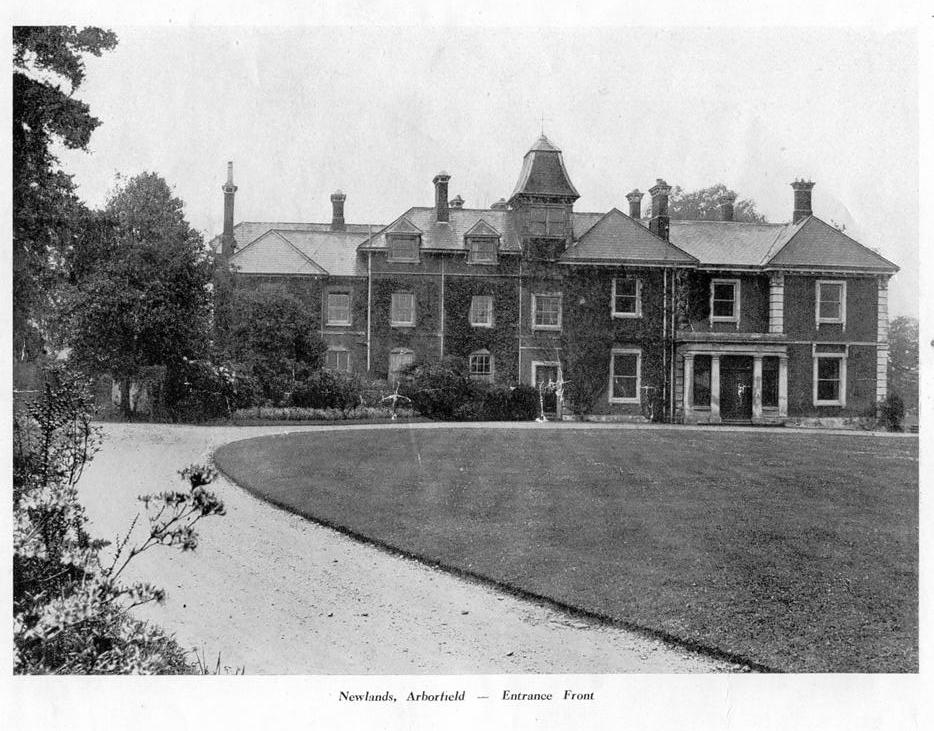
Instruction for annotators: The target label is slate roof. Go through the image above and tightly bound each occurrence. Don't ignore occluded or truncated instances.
[667,220,795,267]
[562,209,697,265]
[509,135,580,201]
[208,221,378,254]
[228,228,367,277]
[667,216,897,272]
[359,207,522,253]
[766,216,898,271]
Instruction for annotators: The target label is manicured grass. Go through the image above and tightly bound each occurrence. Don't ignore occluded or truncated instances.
[215,427,918,672]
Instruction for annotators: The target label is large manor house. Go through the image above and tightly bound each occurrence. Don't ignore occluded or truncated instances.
[210,135,898,425]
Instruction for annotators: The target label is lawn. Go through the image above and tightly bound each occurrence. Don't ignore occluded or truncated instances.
[214,427,918,672]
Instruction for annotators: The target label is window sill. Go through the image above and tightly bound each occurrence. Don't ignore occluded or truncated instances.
[691,405,712,411]
[470,323,494,329]
[609,397,640,405]
[710,317,739,324]
[326,321,352,327]
[390,323,416,329]
[532,325,562,332]
[468,259,498,266]
[814,400,845,407]
[612,312,641,319]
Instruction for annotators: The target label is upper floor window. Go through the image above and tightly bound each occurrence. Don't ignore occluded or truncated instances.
[612,277,642,318]
[529,206,567,238]
[469,295,494,327]
[468,237,498,264]
[710,279,740,324]
[390,292,415,327]
[816,280,846,327]
[325,347,351,372]
[468,350,493,382]
[609,348,641,404]
[326,292,351,326]
[532,293,562,331]
[388,234,419,262]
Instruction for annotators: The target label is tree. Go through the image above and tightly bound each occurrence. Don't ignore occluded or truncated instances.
[667,183,767,223]
[225,288,326,403]
[888,316,918,410]
[66,173,213,418]
[13,26,118,361]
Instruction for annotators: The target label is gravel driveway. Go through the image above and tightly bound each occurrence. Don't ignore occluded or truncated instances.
[78,423,735,674]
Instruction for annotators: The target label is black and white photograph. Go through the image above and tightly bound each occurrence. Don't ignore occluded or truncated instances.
[5,2,928,729]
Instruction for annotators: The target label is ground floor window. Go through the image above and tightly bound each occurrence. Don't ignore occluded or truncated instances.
[609,349,641,403]
[762,356,779,408]
[692,355,711,407]
[814,354,846,406]
[388,348,415,383]
[325,347,350,372]
[468,350,493,382]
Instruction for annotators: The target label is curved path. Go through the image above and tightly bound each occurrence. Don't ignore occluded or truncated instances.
[79,423,739,674]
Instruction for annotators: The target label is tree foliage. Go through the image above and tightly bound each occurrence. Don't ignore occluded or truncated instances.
[225,288,327,402]
[14,367,224,673]
[888,315,918,409]
[667,183,767,223]
[66,173,213,416]
[13,26,118,360]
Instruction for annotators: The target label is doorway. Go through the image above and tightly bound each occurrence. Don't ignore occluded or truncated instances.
[719,355,753,421]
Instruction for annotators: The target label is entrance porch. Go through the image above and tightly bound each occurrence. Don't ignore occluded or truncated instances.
[680,343,788,425]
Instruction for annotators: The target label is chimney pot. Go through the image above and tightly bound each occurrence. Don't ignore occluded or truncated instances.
[330,189,346,231]
[221,161,238,258]
[718,191,737,222]
[791,179,815,224]
[648,179,672,240]
[433,171,451,223]
[625,188,644,219]
[450,194,464,209]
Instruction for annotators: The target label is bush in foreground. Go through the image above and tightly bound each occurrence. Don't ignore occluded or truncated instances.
[13,366,226,674]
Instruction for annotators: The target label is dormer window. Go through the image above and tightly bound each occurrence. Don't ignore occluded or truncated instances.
[388,234,419,262]
[468,237,498,264]
[529,206,567,237]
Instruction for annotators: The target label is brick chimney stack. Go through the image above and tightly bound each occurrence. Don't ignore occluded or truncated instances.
[221,161,238,258]
[719,191,737,222]
[433,171,451,223]
[648,179,671,241]
[330,190,346,231]
[791,179,815,224]
[449,195,464,209]
[625,188,644,219]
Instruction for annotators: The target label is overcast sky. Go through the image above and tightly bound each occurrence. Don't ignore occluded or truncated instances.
[57,25,918,316]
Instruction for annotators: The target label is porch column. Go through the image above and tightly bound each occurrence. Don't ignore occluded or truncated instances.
[710,355,721,423]
[683,354,694,421]
[752,355,763,420]
[778,355,789,417]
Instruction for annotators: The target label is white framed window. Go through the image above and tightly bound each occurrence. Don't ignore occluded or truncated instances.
[390,292,415,327]
[325,347,351,372]
[468,237,498,264]
[388,347,415,383]
[326,292,351,326]
[612,277,642,318]
[710,279,740,325]
[532,293,562,331]
[813,347,847,407]
[816,280,846,328]
[469,295,494,327]
[388,235,419,262]
[529,206,567,237]
[609,348,641,404]
[468,350,494,382]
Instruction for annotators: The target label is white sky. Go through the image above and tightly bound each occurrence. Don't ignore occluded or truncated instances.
[56,25,918,316]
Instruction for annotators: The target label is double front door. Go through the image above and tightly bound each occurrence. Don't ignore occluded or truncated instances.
[719,355,753,421]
